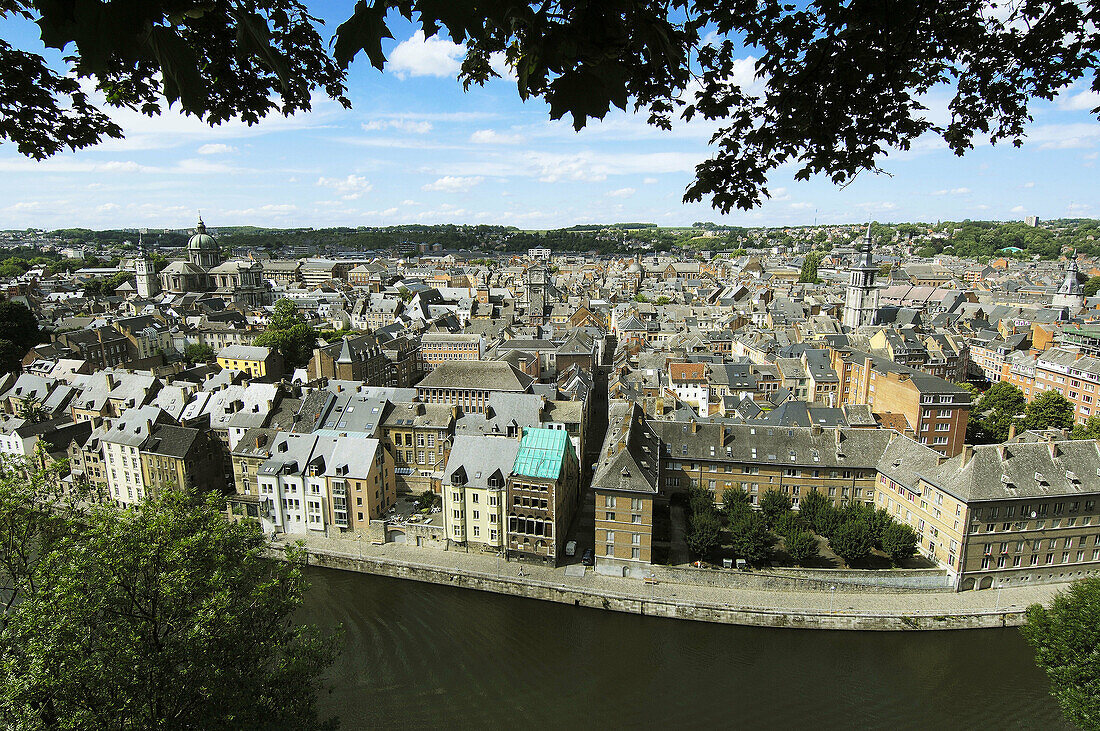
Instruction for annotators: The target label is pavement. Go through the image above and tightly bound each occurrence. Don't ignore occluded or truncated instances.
[278,531,1063,619]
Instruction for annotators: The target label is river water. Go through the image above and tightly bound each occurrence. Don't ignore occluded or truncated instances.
[302,566,1069,730]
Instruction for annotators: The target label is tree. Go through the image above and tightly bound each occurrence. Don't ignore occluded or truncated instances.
[881,522,920,565]
[0,299,39,373]
[14,395,48,422]
[0,465,339,729]
[688,485,714,517]
[728,512,775,565]
[759,488,792,526]
[1020,577,1100,730]
[184,342,216,363]
[686,510,721,557]
[254,298,317,369]
[798,253,822,284]
[721,486,752,522]
[1084,276,1100,298]
[830,521,873,567]
[1071,415,1100,441]
[7,2,1100,212]
[797,489,829,531]
[977,381,1027,417]
[785,531,820,567]
[1026,390,1076,432]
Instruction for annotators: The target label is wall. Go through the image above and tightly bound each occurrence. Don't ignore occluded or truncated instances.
[296,547,1024,631]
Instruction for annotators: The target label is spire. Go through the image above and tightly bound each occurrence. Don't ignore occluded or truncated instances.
[860,221,874,267]
[196,213,206,233]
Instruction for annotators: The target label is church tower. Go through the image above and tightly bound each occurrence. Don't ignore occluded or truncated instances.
[1052,250,1085,311]
[135,233,160,298]
[842,223,879,329]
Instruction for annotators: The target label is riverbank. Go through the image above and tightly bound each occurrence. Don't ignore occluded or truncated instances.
[276,533,1062,631]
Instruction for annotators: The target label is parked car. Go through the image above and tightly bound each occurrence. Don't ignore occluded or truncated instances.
[565,540,577,557]
[581,548,594,566]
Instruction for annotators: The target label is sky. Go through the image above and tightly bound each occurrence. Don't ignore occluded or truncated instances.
[1,4,1099,231]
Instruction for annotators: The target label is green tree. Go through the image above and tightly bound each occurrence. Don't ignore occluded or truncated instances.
[7,2,1100,213]
[1026,390,1076,432]
[0,299,40,373]
[686,510,721,557]
[881,522,920,565]
[1084,276,1100,298]
[0,469,339,729]
[977,381,1027,417]
[759,488,792,526]
[721,486,752,522]
[785,530,820,566]
[830,521,873,567]
[254,298,317,369]
[1020,577,1100,730]
[798,253,822,284]
[688,485,715,517]
[797,488,829,531]
[184,342,215,363]
[1071,415,1100,441]
[728,511,775,565]
[773,511,807,539]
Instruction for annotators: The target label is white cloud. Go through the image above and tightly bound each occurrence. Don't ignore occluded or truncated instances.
[389,31,465,79]
[789,202,814,210]
[643,177,658,184]
[606,187,635,199]
[1022,181,1035,188]
[316,175,373,199]
[1011,205,1026,213]
[197,143,236,155]
[1028,122,1100,150]
[931,187,970,196]
[1057,89,1100,112]
[362,118,433,134]
[422,175,483,192]
[470,129,523,145]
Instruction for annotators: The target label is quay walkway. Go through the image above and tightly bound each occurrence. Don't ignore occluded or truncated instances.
[277,533,1062,631]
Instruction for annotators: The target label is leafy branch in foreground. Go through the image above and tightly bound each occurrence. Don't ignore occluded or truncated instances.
[0,461,339,730]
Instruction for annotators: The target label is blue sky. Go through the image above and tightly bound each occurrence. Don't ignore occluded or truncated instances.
[1,4,1099,231]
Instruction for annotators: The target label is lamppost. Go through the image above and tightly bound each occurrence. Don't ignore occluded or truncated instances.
[355,533,362,561]
[829,585,837,613]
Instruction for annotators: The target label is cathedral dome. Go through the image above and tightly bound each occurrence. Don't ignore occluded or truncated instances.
[187,217,217,251]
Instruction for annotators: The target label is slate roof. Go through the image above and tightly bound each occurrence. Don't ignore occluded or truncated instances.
[417,361,533,392]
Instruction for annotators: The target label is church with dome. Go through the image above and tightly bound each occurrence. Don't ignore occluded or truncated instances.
[143,217,271,308]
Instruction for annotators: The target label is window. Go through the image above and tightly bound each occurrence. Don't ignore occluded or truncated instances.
[605,512,616,521]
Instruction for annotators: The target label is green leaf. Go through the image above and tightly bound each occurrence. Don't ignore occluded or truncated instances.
[146,26,205,114]
[234,11,292,90]
[333,0,392,70]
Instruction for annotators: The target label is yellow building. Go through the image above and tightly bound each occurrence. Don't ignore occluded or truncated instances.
[442,435,520,550]
[216,344,283,379]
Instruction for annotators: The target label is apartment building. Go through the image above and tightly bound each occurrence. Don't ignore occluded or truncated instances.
[443,435,520,551]
[216,344,283,379]
[419,333,484,372]
[416,362,534,414]
[830,347,971,456]
[592,402,661,569]
[879,435,1100,590]
[139,423,226,498]
[1034,347,1100,424]
[668,362,710,415]
[506,427,580,564]
[650,420,890,508]
[255,432,392,537]
[380,401,456,494]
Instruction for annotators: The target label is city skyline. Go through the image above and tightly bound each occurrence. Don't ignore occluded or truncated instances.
[0,5,1098,230]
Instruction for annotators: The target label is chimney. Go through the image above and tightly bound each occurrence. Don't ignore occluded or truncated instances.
[690,419,698,434]
[1007,422,1016,441]
[961,445,974,466]
[144,419,153,437]
[811,425,823,436]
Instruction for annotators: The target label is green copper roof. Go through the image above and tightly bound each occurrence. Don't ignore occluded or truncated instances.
[512,427,570,480]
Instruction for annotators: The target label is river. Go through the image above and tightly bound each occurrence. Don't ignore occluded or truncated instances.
[302,566,1069,730]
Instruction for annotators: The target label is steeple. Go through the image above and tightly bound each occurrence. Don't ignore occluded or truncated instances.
[843,220,880,329]
[1053,249,1084,311]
